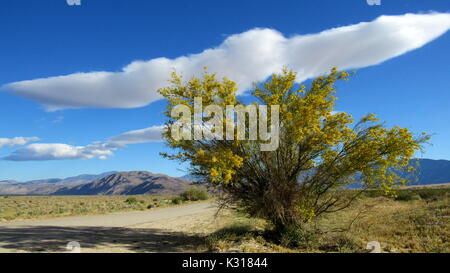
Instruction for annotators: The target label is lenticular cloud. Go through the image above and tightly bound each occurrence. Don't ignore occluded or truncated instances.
[2,126,165,161]
[3,13,450,111]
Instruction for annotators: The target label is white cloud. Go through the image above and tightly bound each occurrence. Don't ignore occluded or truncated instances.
[108,125,164,145]
[3,143,115,161]
[3,126,164,161]
[3,13,450,111]
[0,137,40,148]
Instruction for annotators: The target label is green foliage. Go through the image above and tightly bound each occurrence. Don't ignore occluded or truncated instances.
[180,187,209,201]
[278,224,317,248]
[172,196,183,205]
[415,188,449,200]
[361,188,449,201]
[395,191,421,201]
[158,67,430,232]
[124,197,139,204]
[0,209,16,221]
[318,234,362,253]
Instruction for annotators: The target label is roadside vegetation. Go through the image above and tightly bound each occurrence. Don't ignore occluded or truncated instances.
[159,67,429,242]
[0,194,209,222]
[200,187,449,253]
[172,187,209,204]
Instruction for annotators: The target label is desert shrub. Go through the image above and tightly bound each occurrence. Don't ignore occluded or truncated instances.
[319,234,362,253]
[278,224,317,248]
[361,190,384,198]
[417,188,449,200]
[395,190,417,201]
[0,209,16,220]
[172,196,183,204]
[124,197,138,204]
[410,194,422,201]
[159,67,428,235]
[180,187,209,201]
[362,188,449,202]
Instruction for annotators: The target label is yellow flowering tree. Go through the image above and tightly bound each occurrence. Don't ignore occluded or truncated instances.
[158,67,429,232]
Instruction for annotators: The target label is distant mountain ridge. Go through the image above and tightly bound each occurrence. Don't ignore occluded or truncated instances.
[0,172,117,195]
[0,171,117,185]
[53,171,192,195]
[0,158,449,195]
[411,159,450,185]
[181,159,450,185]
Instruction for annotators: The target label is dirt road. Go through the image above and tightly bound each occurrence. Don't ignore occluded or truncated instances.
[0,202,217,253]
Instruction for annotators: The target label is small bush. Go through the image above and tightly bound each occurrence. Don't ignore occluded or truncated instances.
[395,191,420,201]
[180,187,209,201]
[125,197,138,204]
[361,188,450,201]
[417,188,448,200]
[172,196,183,205]
[319,234,362,253]
[279,225,317,248]
[0,209,16,220]
[410,194,422,201]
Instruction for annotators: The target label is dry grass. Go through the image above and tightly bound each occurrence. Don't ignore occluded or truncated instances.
[0,195,198,222]
[201,188,449,253]
[1,188,447,253]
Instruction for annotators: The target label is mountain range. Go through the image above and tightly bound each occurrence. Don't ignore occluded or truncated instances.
[412,159,450,186]
[52,171,192,195]
[0,172,117,195]
[0,158,449,195]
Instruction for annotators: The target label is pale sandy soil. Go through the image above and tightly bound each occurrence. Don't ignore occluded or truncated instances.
[0,201,219,253]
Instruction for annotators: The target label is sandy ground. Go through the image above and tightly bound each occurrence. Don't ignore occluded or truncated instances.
[0,201,218,253]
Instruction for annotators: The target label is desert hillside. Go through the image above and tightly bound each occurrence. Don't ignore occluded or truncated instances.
[52,171,193,195]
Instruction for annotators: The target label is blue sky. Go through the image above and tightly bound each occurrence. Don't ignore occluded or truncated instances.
[0,0,449,181]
